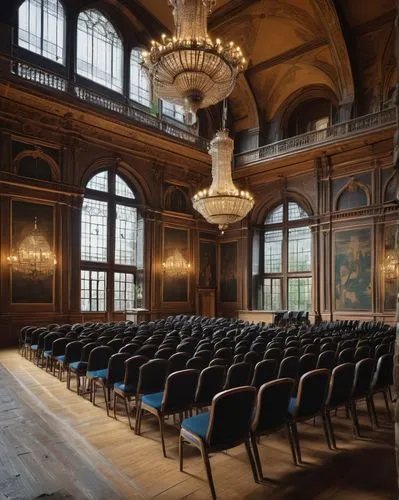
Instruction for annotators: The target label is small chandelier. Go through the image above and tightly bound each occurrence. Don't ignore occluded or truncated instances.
[192,103,254,230]
[7,217,56,277]
[142,0,246,116]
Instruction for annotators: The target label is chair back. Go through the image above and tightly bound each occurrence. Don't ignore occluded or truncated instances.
[81,342,101,362]
[298,353,317,377]
[195,350,212,362]
[354,346,371,362]
[325,363,355,409]
[194,365,226,407]
[374,344,390,358]
[137,359,168,394]
[136,344,158,358]
[252,378,295,434]
[107,353,131,385]
[209,358,229,367]
[243,351,260,366]
[233,354,245,364]
[124,355,149,390]
[119,343,141,355]
[161,369,200,412]
[303,344,319,356]
[64,341,83,364]
[251,359,278,389]
[186,357,208,370]
[292,369,330,420]
[284,347,299,358]
[278,356,299,379]
[337,347,355,364]
[43,332,61,351]
[352,358,375,399]
[320,342,336,353]
[87,346,113,371]
[52,337,70,356]
[316,350,336,370]
[206,387,256,449]
[224,362,252,389]
[214,347,233,361]
[169,352,191,373]
[263,348,282,363]
[107,339,124,352]
[155,347,175,360]
[371,354,393,391]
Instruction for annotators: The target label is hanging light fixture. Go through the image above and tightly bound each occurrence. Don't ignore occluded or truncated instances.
[192,101,254,231]
[141,0,246,116]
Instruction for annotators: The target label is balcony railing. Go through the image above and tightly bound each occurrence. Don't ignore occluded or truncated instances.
[235,108,397,167]
[10,60,210,152]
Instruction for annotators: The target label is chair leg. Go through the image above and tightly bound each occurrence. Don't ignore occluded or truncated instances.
[125,397,132,430]
[66,369,71,390]
[113,392,118,419]
[365,397,375,430]
[351,401,360,438]
[245,439,259,484]
[93,380,97,405]
[369,395,379,428]
[383,390,393,422]
[179,435,184,472]
[287,422,298,466]
[103,383,109,416]
[135,400,143,435]
[159,415,167,457]
[249,433,262,481]
[200,444,217,500]
[321,412,332,450]
[291,421,301,464]
[326,410,336,449]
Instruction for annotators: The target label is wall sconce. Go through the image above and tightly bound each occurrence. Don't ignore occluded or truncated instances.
[382,251,399,280]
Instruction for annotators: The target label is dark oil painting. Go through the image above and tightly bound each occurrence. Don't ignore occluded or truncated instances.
[335,228,372,311]
[163,227,189,302]
[199,241,216,288]
[220,242,237,302]
[11,201,54,303]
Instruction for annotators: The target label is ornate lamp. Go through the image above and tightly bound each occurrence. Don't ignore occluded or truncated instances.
[142,0,246,116]
[192,103,254,230]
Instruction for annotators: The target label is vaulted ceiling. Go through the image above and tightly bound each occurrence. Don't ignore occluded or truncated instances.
[138,0,395,132]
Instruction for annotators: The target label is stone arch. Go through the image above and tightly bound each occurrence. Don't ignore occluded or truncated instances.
[13,149,60,182]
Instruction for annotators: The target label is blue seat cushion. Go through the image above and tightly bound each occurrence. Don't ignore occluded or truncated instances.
[113,382,137,394]
[69,361,87,371]
[288,397,297,416]
[87,369,108,380]
[142,392,164,410]
[31,345,38,351]
[181,412,210,439]
[43,350,52,358]
[55,355,65,362]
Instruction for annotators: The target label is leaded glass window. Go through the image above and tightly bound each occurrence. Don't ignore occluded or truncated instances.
[262,201,312,312]
[77,9,123,92]
[18,0,65,63]
[162,100,185,123]
[130,49,151,107]
[81,170,144,313]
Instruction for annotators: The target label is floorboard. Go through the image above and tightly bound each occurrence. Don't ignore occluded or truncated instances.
[0,349,396,499]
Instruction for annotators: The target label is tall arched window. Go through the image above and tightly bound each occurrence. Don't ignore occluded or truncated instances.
[77,9,123,92]
[18,0,65,63]
[130,48,151,107]
[81,170,144,313]
[262,201,312,311]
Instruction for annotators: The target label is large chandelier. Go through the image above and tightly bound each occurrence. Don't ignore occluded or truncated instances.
[192,120,254,231]
[142,0,246,115]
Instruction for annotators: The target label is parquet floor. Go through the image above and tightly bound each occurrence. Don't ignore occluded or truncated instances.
[0,348,396,500]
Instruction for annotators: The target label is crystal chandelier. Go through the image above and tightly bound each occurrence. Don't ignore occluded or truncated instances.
[142,0,246,115]
[192,104,254,230]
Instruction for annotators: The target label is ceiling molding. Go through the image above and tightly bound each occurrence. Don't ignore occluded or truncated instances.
[311,0,355,105]
[353,9,396,36]
[246,38,328,76]
[208,0,260,30]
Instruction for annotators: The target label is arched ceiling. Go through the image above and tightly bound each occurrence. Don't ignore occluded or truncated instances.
[136,0,394,132]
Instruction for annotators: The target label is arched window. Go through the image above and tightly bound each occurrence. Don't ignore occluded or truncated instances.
[18,0,65,63]
[262,201,312,312]
[162,100,185,123]
[77,9,123,92]
[385,177,396,203]
[130,48,151,107]
[81,170,144,313]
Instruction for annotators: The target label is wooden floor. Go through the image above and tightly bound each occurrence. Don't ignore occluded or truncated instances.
[0,349,396,500]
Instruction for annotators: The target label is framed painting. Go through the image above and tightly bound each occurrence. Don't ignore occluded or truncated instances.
[199,241,216,288]
[163,227,189,302]
[11,200,55,304]
[384,224,398,311]
[334,228,372,311]
[220,241,238,302]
